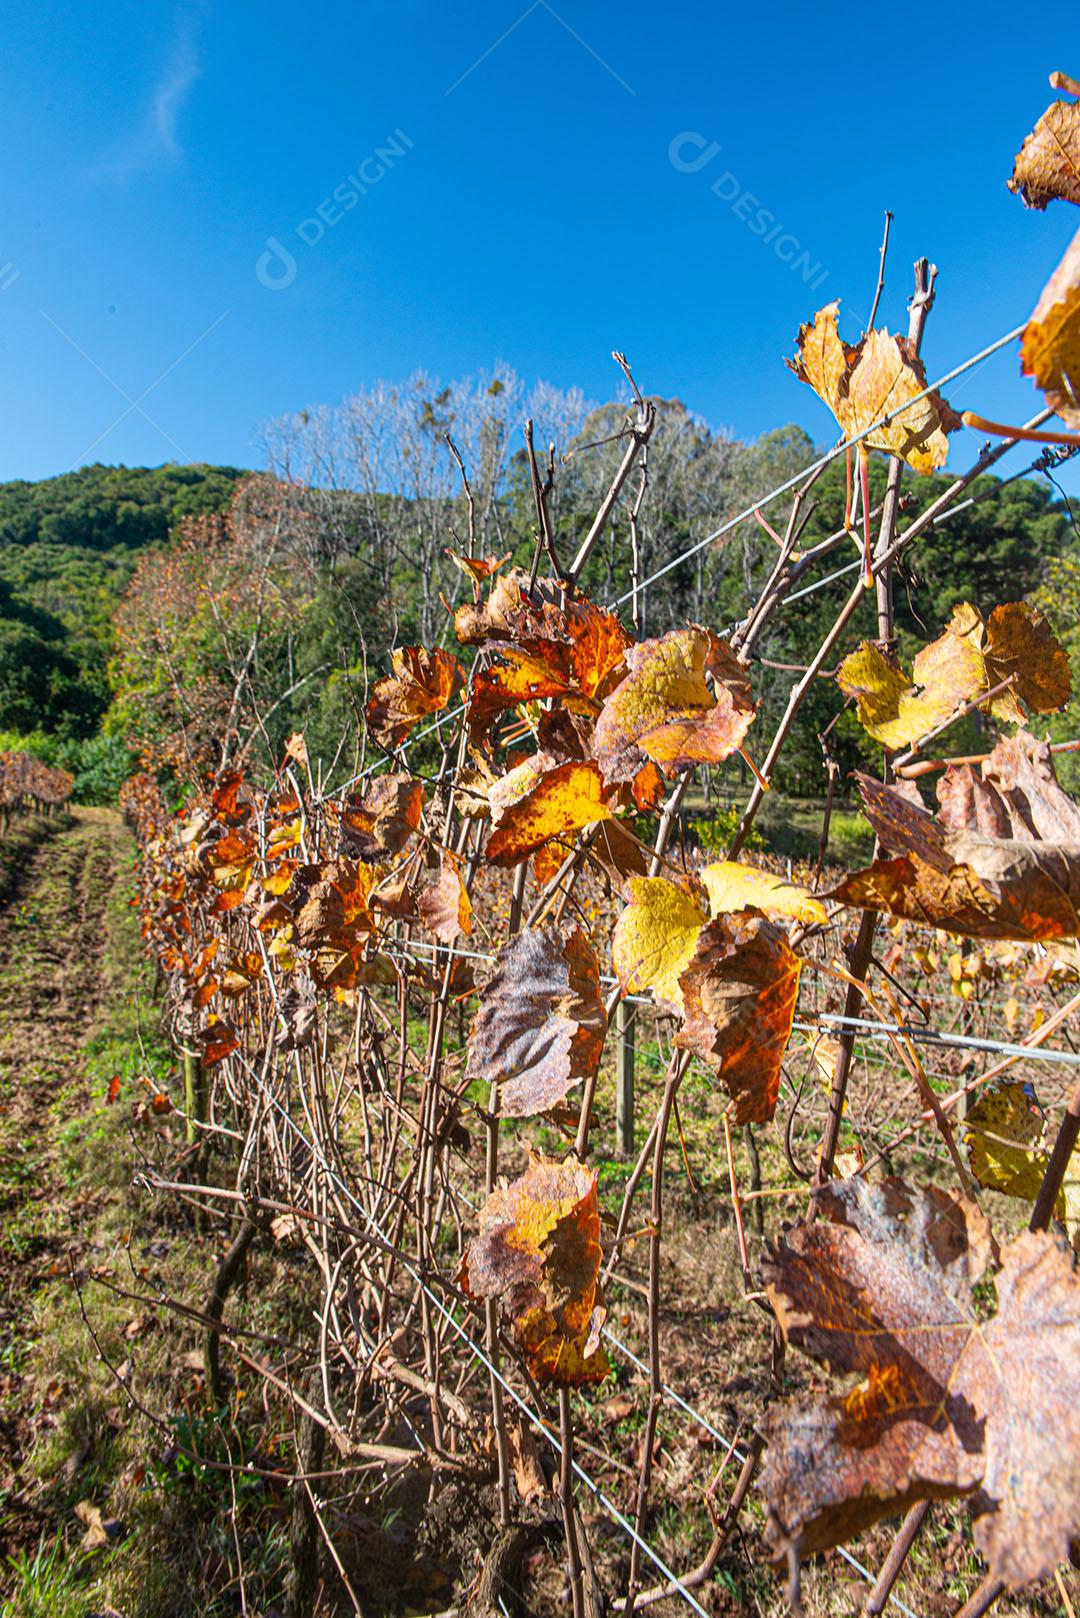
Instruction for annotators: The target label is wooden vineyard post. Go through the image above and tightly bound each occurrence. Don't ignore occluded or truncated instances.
[183,1044,204,1150]
[616,997,635,1156]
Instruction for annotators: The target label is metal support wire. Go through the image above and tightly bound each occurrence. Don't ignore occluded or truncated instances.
[258,1087,716,1618]
[249,1051,928,1617]
[805,1013,1080,1069]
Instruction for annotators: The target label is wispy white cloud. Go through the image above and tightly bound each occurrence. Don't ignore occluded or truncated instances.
[88,1,208,183]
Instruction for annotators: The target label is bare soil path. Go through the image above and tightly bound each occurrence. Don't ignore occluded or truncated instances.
[0,808,135,1558]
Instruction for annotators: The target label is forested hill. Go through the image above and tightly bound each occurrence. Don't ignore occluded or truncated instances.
[0,463,244,740]
[0,436,1075,804]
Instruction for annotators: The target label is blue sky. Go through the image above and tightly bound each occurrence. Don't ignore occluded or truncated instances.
[2,0,1078,490]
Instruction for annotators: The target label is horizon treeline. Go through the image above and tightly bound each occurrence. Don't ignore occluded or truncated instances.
[0,364,1074,803]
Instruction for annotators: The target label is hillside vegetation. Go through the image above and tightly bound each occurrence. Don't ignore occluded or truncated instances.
[4,374,1071,811]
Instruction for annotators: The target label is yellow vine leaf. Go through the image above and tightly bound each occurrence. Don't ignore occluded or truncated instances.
[701,860,826,926]
[611,876,706,1014]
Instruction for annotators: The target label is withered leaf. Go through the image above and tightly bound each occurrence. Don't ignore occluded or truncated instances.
[276,979,318,1052]
[837,603,1068,750]
[74,1499,123,1552]
[460,1153,609,1386]
[366,646,465,749]
[937,729,1080,844]
[788,303,962,475]
[486,758,615,867]
[507,1417,548,1503]
[1009,81,1080,209]
[341,774,423,860]
[466,594,631,741]
[764,1178,1080,1590]
[675,910,800,1123]
[829,769,1080,941]
[200,1019,239,1067]
[417,858,472,943]
[983,601,1072,718]
[594,627,754,784]
[964,1079,1080,1249]
[1021,223,1080,428]
[465,925,606,1118]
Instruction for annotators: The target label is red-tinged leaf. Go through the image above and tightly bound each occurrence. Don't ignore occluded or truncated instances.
[366,646,465,748]
[461,1154,610,1386]
[341,774,424,861]
[674,910,800,1122]
[200,1021,239,1067]
[417,859,472,943]
[594,627,755,783]
[763,1177,1080,1591]
[830,767,1080,940]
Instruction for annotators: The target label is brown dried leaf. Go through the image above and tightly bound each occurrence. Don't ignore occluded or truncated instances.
[417,858,472,943]
[937,729,1080,844]
[764,1178,1080,1589]
[464,925,606,1118]
[674,911,800,1123]
[984,601,1072,718]
[366,646,465,749]
[341,774,423,861]
[829,770,1080,940]
[1021,223,1080,429]
[508,1417,548,1504]
[1009,84,1080,209]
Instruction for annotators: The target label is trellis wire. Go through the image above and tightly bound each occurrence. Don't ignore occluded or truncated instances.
[607,322,1025,609]
[392,933,1080,1070]
[258,1079,926,1618]
[257,1086,716,1618]
[807,1013,1080,1068]
[604,1329,920,1618]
